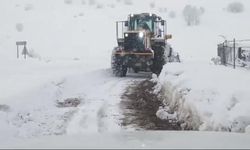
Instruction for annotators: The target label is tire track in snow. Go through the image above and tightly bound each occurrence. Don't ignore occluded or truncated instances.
[66,71,148,134]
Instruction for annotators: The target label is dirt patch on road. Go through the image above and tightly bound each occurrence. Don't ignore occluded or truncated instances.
[121,80,182,130]
[56,98,81,108]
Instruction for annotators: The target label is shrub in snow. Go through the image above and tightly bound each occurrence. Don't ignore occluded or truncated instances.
[211,57,221,65]
[24,4,34,11]
[124,0,133,5]
[150,2,155,9]
[108,4,115,8]
[73,57,80,61]
[16,23,24,32]
[227,2,244,13]
[81,0,86,5]
[0,105,10,112]
[96,4,104,9]
[200,7,205,14]
[78,12,84,16]
[89,0,96,6]
[183,5,203,26]
[169,11,176,18]
[159,7,168,13]
[64,0,73,5]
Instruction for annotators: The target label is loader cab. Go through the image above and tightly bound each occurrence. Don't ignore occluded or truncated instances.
[129,15,154,32]
[116,13,168,48]
[125,13,166,38]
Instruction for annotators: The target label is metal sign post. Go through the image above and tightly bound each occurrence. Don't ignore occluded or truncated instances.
[16,41,27,59]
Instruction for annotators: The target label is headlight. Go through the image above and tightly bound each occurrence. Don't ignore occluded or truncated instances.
[125,33,128,37]
[139,32,144,38]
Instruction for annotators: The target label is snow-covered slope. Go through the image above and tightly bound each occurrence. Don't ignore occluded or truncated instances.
[1,0,250,148]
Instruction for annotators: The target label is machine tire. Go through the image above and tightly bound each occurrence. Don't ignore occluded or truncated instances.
[151,46,166,75]
[111,49,127,77]
[133,67,139,73]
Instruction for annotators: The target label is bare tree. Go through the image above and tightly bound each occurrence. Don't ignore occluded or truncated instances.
[227,2,244,13]
[183,5,203,26]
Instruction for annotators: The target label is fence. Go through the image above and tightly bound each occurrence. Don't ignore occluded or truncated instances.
[217,39,250,68]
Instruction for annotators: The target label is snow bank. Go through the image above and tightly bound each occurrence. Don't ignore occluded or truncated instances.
[157,61,250,132]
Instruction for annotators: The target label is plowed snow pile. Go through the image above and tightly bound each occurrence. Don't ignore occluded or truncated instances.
[156,61,250,132]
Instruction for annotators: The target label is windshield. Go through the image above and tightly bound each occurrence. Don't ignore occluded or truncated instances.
[130,17,154,32]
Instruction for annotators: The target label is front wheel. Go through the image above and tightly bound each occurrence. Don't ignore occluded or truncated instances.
[111,51,127,77]
[151,46,166,76]
[121,65,127,77]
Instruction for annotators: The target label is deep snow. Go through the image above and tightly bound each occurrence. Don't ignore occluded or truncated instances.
[1,0,250,148]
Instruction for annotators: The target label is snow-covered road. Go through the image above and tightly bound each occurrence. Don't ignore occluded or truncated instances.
[66,70,131,134]
[0,64,150,139]
[58,69,151,134]
[1,0,250,148]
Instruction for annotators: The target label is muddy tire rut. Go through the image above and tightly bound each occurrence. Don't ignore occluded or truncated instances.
[121,80,182,130]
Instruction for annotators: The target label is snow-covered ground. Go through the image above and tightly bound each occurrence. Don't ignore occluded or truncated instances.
[1,0,250,148]
[3,131,250,149]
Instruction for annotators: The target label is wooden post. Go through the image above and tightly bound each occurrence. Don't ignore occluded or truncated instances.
[116,22,118,39]
[17,45,19,59]
[233,38,236,69]
[23,45,27,59]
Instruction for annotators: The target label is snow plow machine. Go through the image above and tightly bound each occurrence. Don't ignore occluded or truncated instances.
[111,13,177,77]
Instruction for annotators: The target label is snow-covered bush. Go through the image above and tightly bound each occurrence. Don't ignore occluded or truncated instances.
[107,4,115,8]
[81,0,86,5]
[78,12,84,16]
[200,7,205,14]
[159,7,168,13]
[64,0,73,5]
[16,23,24,32]
[0,105,10,112]
[169,11,176,18]
[96,4,104,9]
[124,0,133,5]
[24,4,34,11]
[183,5,203,26]
[88,0,96,6]
[150,2,155,9]
[227,2,244,13]
[211,57,221,65]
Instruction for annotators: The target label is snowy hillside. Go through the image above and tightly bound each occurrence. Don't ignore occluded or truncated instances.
[1,0,250,148]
